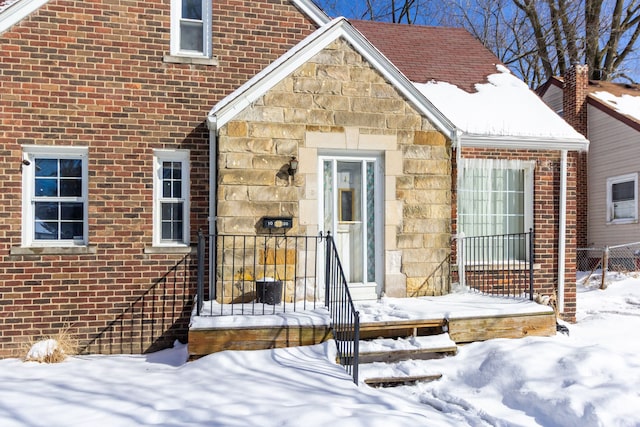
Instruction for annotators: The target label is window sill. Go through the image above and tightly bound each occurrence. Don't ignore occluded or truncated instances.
[11,245,97,256]
[163,55,218,66]
[607,219,638,225]
[144,246,195,255]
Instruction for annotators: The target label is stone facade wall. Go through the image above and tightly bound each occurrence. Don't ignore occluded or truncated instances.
[216,38,452,301]
[0,0,318,357]
[452,147,578,321]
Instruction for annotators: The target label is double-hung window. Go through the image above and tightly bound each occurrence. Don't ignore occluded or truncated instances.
[607,173,638,223]
[170,0,212,59]
[458,158,534,261]
[22,146,89,247]
[153,150,190,246]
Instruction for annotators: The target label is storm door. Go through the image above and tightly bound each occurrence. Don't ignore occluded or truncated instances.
[320,156,382,292]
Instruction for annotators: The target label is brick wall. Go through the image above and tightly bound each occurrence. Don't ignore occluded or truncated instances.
[453,148,578,322]
[0,0,318,358]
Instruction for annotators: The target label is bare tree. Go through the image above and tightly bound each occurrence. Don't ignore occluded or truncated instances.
[315,0,640,86]
[446,0,640,85]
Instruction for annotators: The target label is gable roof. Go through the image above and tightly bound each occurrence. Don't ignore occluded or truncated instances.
[351,20,500,92]
[208,17,456,138]
[210,17,588,150]
[540,76,640,133]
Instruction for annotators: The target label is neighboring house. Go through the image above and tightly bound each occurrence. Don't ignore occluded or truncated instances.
[539,66,640,250]
[0,0,587,358]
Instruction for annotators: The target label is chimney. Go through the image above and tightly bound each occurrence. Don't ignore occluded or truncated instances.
[563,64,588,137]
[563,64,589,250]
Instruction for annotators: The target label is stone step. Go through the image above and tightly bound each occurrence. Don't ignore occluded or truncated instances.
[358,333,457,364]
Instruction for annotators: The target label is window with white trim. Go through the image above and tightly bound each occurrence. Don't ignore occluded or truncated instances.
[153,150,190,246]
[607,173,638,223]
[22,146,89,246]
[170,0,212,58]
[458,158,534,260]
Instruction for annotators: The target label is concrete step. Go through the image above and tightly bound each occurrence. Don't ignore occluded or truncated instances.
[348,283,377,301]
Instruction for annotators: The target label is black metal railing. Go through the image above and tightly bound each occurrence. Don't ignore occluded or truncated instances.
[324,232,360,384]
[197,231,324,316]
[457,230,534,299]
[195,231,360,384]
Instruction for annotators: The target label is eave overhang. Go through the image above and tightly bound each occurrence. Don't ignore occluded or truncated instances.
[459,134,589,151]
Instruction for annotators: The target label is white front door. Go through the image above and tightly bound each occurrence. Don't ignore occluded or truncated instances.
[320,156,382,298]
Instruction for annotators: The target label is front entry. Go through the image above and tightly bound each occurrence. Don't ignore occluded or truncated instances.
[320,156,382,300]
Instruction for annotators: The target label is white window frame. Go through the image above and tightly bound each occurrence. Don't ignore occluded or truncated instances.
[21,145,89,247]
[153,149,190,247]
[606,173,638,224]
[170,0,212,58]
[458,159,534,262]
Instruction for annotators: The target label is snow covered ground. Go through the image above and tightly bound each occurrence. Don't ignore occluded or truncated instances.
[1,273,639,426]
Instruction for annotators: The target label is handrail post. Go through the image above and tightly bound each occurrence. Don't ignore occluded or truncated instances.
[528,228,534,300]
[197,230,205,316]
[325,232,332,306]
[458,232,465,288]
[353,313,360,384]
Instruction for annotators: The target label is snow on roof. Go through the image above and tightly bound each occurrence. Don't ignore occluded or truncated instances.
[415,65,587,142]
[591,90,640,122]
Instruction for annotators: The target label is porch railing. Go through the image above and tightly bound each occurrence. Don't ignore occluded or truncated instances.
[196,232,325,316]
[457,230,534,299]
[324,232,360,384]
[195,231,360,384]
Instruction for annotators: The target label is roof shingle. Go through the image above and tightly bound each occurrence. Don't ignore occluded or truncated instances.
[351,19,502,92]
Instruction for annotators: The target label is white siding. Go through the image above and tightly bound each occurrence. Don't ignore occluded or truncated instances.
[587,105,640,247]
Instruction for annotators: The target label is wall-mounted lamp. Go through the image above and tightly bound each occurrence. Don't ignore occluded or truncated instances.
[288,156,298,176]
[22,159,31,166]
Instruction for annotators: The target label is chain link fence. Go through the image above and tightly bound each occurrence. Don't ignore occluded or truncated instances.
[577,242,640,285]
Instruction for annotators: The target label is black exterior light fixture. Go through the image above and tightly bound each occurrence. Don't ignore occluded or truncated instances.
[288,156,299,176]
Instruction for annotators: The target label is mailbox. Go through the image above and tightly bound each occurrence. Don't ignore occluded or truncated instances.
[262,217,293,229]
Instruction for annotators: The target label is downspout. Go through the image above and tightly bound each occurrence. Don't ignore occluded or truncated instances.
[207,115,218,299]
[557,149,568,313]
[454,130,465,288]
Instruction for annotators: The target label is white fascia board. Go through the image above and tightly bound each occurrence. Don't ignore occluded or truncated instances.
[459,134,589,151]
[208,17,456,140]
[290,0,331,26]
[0,0,49,34]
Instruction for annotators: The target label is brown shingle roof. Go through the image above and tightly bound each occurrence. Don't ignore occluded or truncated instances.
[350,19,502,93]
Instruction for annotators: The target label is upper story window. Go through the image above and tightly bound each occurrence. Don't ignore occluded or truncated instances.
[607,173,638,224]
[22,146,89,247]
[170,0,212,59]
[153,149,190,246]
